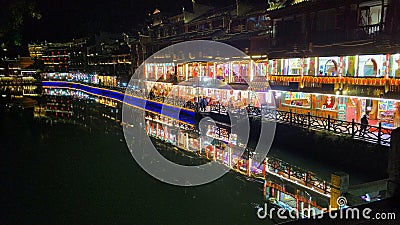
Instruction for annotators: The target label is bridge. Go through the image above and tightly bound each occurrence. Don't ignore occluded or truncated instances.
[42,81,196,126]
[42,81,393,146]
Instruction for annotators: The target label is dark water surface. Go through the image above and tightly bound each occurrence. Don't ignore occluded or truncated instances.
[0,112,277,225]
[0,106,387,225]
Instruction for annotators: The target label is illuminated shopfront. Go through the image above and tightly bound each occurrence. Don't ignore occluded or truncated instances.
[42,72,71,80]
[357,55,387,77]
[285,58,305,76]
[98,75,117,87]
[377,100,400,128]
[268,59,281,75]
[232,61,250,83]
[253,60,268,78]
[392,54,400,78]
[215,62,230,82]
[186,62,213,79]
[318,56,340,76]
[145,63,176,80]
[281,92,312,108]
[273,89,400,128]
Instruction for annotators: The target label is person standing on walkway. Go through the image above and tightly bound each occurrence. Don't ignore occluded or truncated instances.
[361,114,369,135]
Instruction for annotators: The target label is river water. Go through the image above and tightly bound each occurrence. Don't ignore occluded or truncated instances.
[0,96,386,225]
[1,108,283,225]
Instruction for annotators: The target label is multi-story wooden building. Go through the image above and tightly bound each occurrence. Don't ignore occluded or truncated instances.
[128,0,400,128]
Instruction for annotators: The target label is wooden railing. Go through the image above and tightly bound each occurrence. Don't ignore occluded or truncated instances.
[261,108,392,146]
[208,105,392,146]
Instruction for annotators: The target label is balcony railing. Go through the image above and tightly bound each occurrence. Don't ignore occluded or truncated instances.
[312,24,381,44]
[268,75,400,86]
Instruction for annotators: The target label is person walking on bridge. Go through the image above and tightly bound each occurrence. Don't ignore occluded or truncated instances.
[360,114,369,136]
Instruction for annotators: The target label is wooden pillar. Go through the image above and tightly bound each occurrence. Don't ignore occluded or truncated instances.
[185,133,189,149]
[247,158,252,176]
[388,128,400,199]
[199,137,202,154]
[263,180,267,197]
[177,129,181,146]
[156,123,159,137]
[355,55,359,77]
[271,186,275,198]
[228,146,232,168]
[330,172,349,209]
[213,145,216,161]
[385,54,390,79]
[263,161,267,177]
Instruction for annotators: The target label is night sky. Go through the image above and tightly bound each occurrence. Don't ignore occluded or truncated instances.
[21,0,236,43]
[23,0,177,42]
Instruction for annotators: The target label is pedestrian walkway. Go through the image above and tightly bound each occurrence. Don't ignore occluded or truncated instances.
[204,105,392,146]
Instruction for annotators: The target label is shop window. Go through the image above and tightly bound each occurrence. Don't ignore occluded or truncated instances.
[365,99,373,114]
[216,64,229,82]
[363,58,377,76]
[283,92,311,108]
[232,63,249,83]
[316,95,336,110]
[359,7,369,26]
[359,5,383,26]
[325,60,338,76]
[378,100,399,128]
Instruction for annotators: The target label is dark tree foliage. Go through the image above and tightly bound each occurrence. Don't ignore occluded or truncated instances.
[0,0,41,57]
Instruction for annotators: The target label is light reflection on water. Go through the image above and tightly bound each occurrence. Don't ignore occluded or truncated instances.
[1,92,383,224]
[0,95,280,225]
